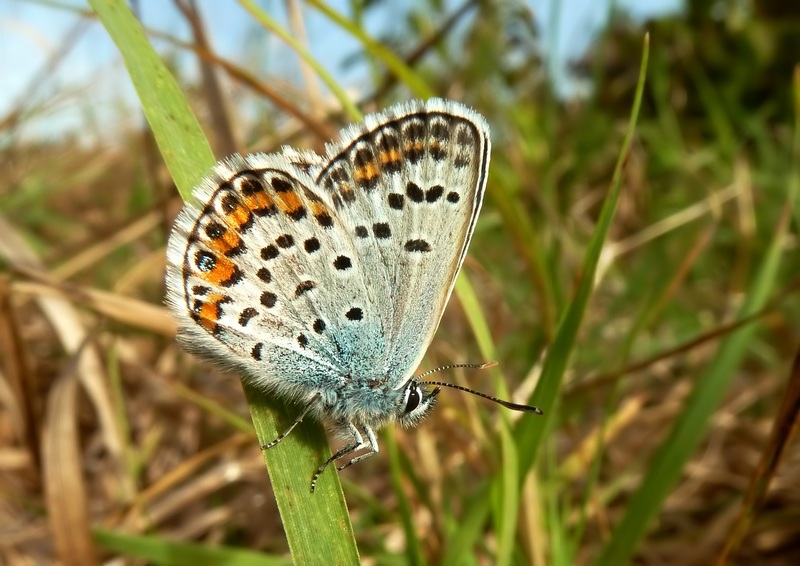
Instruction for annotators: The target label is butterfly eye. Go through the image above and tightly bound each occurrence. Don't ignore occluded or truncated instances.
[404,384,422,414]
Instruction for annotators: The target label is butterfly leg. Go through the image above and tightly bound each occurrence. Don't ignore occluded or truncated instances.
[336,425,378,472]
[310,422,364,492]
[260,393,320,450]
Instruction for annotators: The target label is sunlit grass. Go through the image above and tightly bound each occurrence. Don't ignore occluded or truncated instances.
[1,1,797,564]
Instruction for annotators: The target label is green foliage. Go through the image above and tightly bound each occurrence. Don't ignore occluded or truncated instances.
[7,0,796,564]
[89,1,359,564]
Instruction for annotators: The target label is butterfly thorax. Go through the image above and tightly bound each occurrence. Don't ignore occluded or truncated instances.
[318,375,439,429]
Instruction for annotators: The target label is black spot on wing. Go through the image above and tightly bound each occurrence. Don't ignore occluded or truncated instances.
[405,239,432,253]
[345,307,363,321]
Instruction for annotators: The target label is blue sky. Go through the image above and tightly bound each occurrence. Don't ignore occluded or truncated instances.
[0,0,681,141]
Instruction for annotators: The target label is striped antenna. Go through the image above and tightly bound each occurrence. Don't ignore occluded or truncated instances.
[417,361,543,414]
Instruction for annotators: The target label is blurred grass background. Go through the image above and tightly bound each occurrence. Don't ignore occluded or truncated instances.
[1,0,799,564]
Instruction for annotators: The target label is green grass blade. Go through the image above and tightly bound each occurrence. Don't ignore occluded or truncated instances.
[245,390,360,564]
[237,0,361,121]
[93,528,289,566]
[441,482,491,566]
[85,0,214,201]
[493,421,521,566]
[514,34,650,474]
[305,0,434,100]
[596,60,797,566]
[596,209,790,566]
[443,32,649,565]
[455,275,520,566]
[385,429,425,565]
[88,1,359,562]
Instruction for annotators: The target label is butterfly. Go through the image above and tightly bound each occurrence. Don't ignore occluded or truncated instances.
[165,98,541,491]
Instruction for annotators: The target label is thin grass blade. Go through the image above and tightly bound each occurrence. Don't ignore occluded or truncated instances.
[93,529,289,566]
[88,1,359,562]
[596,152,791,566]
[514,34,650,474]
[305,0,434,100]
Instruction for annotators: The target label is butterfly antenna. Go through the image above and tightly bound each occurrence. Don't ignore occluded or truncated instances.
[417,361,543,414]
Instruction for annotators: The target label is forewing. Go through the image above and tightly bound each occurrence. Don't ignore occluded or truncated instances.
[165,154,388,398]
[313,99,491,387]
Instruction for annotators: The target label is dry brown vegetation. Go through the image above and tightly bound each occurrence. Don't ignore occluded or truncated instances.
[1,1,800,564]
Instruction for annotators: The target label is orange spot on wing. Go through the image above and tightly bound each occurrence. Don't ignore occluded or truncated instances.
[197,293,226,331]
[276,191,304,215]
[245,191,275,212]
[206,231,242,256]
[225,204,251,229]
[199,255,237,286]
[354,162,379,182]
[404,141,425,159]
[378,148,401,165]
[309,201,329,217]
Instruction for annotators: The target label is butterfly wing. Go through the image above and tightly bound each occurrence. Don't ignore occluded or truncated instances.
[166,99,490,401]
[165,153,391,403]
[311,99,491,388]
